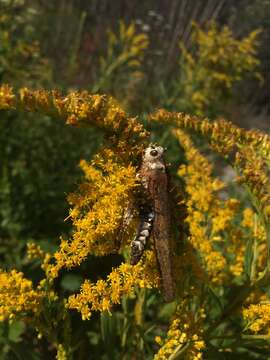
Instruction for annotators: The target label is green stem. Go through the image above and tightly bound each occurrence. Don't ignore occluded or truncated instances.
[168,341,190,360]
[242,334,270,341]
[205,283,252,337]
[68,11,87,77]
[250,213,258,283]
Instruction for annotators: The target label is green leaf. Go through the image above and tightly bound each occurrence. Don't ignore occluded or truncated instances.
[244,234,254,279]
[8,341,40,360]
[60,274,83,291]
[8,321,25,343]
[100,312,118,354]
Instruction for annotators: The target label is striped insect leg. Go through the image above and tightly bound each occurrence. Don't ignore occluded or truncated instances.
[130,209,154,265]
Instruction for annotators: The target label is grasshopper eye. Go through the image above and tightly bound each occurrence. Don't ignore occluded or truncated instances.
[150,149,158,157]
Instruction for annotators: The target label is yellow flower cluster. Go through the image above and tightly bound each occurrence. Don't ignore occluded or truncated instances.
[95,20,149,96]
[46,150,138,279]
[242,208,255,229]
[242,211,270,335]
[0,83,14,109]
[27,242,46,260]
[0,269,44,321]
[235,145,270,220]
[175,129,227,284]
[151,110,270,158]
[116,20,149,66]
[241,208,267,276]
[212,198,240,234]
[154,299,205,360]
[151,110,270,220]
[179,22,260,115]
[175,128,260,282]
[0,85,148,157]
[67,250,159,320]
[56,344,68,360]
[243,303,270,334]
[225,226,245,278]
[212,200,246,278]
[242,208,266,244]
[27,242,53,275]
[0,10,50,86]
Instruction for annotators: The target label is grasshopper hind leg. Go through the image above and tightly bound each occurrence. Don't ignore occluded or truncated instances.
[130,205,154,265]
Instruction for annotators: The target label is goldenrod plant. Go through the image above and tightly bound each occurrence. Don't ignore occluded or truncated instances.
[0,85,269,359]
[93,21,149,99]
[166,22,261,117]
[0,2,52,87]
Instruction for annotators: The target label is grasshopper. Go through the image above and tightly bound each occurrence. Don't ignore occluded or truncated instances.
[130,144,175,302]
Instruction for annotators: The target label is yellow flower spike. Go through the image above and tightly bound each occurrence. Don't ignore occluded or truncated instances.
[243,303,270,334]
[0,84,15,109]
[0,269,44,321]
[176,22,260,115]
[175,129,227,284]
[45,151,139,279]
[151,110,270,224]
[67,250,159,319]
[150,110,270,159]
[235,145,270,218]
[27,242,47,261]
[0,86,148,158]
[175,129,265,280]
[154,298,205,360]
[212,198,240,234]
[56,344,68,360]
[155,336,163,345]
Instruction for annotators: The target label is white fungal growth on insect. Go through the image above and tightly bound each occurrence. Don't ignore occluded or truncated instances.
[130,211,154,265]
[130,145,167,265]
[132,143,175,302]
[142,145,166,172]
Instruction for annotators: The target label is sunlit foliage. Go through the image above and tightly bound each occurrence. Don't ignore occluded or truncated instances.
[176,23,260,116]
[93,20,149,105]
